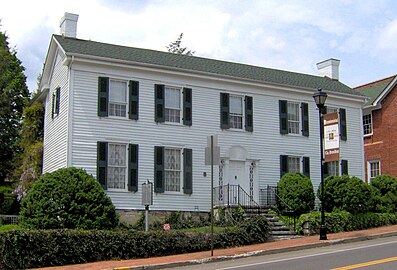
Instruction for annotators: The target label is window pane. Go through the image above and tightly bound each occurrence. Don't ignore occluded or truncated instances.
[230,96,242,114]
[165,87,181,109]
[288,157,300,173]
[328,161,339,176]
[109,80,127,102]
[363,114,372,135]
[108,143,127,189]
[165,148,181,192]
[369,161,380,179]
[288,102,300,134]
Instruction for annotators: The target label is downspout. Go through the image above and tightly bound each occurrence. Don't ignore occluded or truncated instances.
[66,55,75,167]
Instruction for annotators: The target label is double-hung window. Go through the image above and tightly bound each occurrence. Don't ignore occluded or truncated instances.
[280,155,310,178]
[328,161,339,176]
[368,160,380,181]
[287,102,300,134]
[288,156,301,173]
[109,80,127,117]
[363,114,372,136]
[279,100,309,136]
[165,86,181,123]
[165,148,182,192]
[107,143,127,189]
[230,95,243,129]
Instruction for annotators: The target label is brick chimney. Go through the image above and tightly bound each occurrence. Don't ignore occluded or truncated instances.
[60,12,79,38]
[316,58,340,80]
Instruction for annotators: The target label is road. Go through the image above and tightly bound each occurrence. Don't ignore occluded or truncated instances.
[171,236,397,270]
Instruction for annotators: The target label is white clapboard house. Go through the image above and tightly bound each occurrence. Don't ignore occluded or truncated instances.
[38,13,366,213]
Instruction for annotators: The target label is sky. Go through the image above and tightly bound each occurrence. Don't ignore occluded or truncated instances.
[1,0,397,93]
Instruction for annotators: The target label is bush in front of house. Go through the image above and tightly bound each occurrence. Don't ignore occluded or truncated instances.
[318,175,373,214]
[19,167,118,230]
[369,175,397,213]
[296,211,397,235]
[276,173,315,216]
[0,215,271,269]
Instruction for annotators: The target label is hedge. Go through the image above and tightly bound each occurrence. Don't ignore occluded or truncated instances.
[296,211,397,235]
[0,215,270,269]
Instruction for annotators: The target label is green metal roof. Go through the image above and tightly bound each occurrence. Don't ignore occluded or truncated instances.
[54,35,362,96]
[354,76,396,106]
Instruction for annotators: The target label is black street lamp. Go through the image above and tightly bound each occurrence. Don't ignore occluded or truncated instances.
[313,88,328,240]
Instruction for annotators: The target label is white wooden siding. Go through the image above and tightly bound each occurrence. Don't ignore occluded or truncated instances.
[42,51,69,173]
[64,62,364,212]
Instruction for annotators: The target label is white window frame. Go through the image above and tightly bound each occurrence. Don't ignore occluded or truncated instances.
[107,143,128,190]
[368,160,381,182]
[164,86,182,123]
[287,102,300,134]
[326,106,338,114]
[109,79,128,118]
[164,147,183,193]
[229,95,244,129]
[363,113,373,136]
[328,161,340,176]
[288,156,301,173]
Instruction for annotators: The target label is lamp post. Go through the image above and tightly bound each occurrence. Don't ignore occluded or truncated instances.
[313,88,328,240]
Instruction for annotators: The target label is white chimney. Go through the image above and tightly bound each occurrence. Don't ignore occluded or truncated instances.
[60,12,79,38]
[316,58,340,80]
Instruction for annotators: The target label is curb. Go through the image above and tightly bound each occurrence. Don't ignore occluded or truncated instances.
[115,231,397,270]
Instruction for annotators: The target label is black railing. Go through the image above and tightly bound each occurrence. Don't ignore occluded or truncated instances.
[213,184,260,212]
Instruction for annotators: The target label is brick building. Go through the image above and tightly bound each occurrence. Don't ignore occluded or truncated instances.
[355,75,397,182]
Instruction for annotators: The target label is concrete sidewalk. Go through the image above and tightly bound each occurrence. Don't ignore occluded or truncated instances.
[38,224,397,270]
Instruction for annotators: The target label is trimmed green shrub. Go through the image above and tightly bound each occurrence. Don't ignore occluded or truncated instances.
[277,173,315,216]
[239,215,270,243]
[370,175,397,213]
[296,211,397,234]
[19,167,118,230]
[318,175,372,214]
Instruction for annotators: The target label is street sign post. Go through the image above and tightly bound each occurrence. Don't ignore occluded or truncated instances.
[142,181,153,232]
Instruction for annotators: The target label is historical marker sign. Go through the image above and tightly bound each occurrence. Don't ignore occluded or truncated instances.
[323,112,340,162]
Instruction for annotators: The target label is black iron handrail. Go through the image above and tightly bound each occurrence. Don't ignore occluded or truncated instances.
[213,184,260,211]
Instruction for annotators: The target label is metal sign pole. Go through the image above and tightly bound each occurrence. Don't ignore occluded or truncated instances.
[211,135,214,257]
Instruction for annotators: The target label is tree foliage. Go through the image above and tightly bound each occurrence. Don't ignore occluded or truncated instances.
[19,167,119,230]
[0,29,29,184]
[166,33,195,56]
[276,173,315,216]
[370,175,397,213]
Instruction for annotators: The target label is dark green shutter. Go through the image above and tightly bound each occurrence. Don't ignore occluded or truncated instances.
[98,77,109,117]
[323,162,329,179]
[339,108,347,141]
[155,84,165,123]
[154,146,165,193]
[341,160,348,175]
[55,87,61,115]
[220,93,230,129]
[301,102,309,136]
[128,144,138,192]
[183,88,192,126]
[183,148,193,194]
[279,100,288,134]
[129,80,139,120]
[51,93,55,119]
[303,157,310,178]
[245,96,253,132]
[280,155,288,178]
[97,142,108,190]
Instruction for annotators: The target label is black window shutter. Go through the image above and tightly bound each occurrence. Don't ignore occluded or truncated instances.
[279,100,288,134]
[220,93,230,129]
[55,87,61,115]
[280,155,288,178]
[301,102,309,136]
[154,146,165,193]
[51,93,55,119]
[323,162,329,179]
[341,160,348,175]
[183,148,193,194]
[339,108,347,141]
[97,142,108,190]
[128,144,138,192]
[183,88,192,126]
[245,96,253,132]
[303,157,310,178]
[129,80,139,120]
[155,84,165,123]
[98,77,109,117]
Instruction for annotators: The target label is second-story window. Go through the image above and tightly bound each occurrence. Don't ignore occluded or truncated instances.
[230,95,243,129]
[287,102,300,134]
[279,100,308,136]
[363,114,372,136]
[109,80,127,117]
[165,86,181,123]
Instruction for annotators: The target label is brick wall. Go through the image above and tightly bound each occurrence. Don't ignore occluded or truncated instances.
[364,84,397,182]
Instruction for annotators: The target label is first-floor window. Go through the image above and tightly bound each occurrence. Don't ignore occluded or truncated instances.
[108,143,127,189]
[288,156,300,173]
[368,160,380,181]
[328,161,339,176]
[165,148,182,192]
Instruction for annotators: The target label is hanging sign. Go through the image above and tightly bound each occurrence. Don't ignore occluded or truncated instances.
[323,112,340,162]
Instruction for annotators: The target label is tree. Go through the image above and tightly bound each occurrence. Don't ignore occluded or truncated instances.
[166,33,195,56]
[0,29,29,185]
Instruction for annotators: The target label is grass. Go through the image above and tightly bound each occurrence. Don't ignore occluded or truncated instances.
[0,224,21,232]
